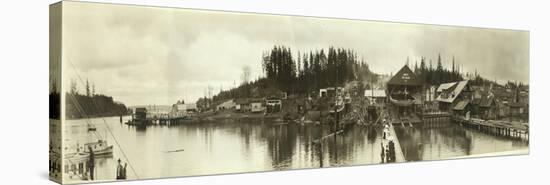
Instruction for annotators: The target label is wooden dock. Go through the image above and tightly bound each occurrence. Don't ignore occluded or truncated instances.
[453,117,529,141]
[387,124,406,162]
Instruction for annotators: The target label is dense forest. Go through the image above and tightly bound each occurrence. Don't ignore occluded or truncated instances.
[262,46,376,93]
[209,45,514,104]
[49,78,60,119]
[211,46,378,102]
[65,79,129,119]
[412,54,463,85]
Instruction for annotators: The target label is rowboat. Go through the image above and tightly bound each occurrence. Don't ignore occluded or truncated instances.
[389,94,415,107]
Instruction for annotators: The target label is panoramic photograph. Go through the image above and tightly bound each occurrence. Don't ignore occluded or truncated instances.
[50,1,529,183]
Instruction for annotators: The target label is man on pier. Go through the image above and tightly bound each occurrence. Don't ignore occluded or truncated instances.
[87,146,95,180]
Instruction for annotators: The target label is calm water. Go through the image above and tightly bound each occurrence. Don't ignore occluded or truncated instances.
[64,116,528,181]
[394,122,528,161]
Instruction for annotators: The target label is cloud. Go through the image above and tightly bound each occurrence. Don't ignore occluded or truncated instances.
[60,1,529,106]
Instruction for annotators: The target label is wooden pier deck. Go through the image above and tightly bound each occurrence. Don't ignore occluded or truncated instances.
[388,124,406,162]
[453,117,529,141]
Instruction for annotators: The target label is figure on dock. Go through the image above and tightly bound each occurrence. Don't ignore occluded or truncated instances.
[380,142,385,163]
[116,159,127,180]
[87,146,95,180]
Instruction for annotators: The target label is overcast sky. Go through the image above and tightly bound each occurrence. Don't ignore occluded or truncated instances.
[61,2,529,106]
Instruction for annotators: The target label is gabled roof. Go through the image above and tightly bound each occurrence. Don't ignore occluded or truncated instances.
[436,80,469,103]
[437,82,457,93]
[453,100,470,110]
[387,65,422,86]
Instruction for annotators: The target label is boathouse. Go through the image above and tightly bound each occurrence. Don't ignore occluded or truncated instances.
[386,65,423,118]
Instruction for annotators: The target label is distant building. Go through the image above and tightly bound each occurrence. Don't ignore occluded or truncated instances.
[468,88,497,119]
[216,99,236,111]
[364,89,387,105]
[435,80,473,113]
[134,108,147,120]
[266,98,282,113]
[235,99,251,112]
[320,87,344,98]
[424,85,437,103]
[250,99,265,113]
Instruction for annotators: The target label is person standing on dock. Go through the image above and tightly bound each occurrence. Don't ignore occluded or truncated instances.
[380,142,385,163]
[87,146,95,180]
[116,159,124,180]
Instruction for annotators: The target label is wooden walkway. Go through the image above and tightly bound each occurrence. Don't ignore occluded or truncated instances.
[453,117,529,141]
[386,124,406,163]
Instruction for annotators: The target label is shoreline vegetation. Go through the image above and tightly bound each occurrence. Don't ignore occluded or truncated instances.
[65,45,528,124]
[64,79,130,120]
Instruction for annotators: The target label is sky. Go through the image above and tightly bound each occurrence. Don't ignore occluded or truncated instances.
[61,1,529,106]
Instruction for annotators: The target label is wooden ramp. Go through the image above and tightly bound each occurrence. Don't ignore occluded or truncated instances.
[388,124,406,162]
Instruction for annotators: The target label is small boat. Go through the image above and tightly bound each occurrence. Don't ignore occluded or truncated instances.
[87,125,97,132]
[65,140,113,159]
[82,140,113,156]
[389,94,415,107]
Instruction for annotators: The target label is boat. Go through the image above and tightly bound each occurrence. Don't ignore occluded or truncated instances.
[87,125,97,132]
[65,139,113,160]
[82,140,113,156]
[389,95,415,107]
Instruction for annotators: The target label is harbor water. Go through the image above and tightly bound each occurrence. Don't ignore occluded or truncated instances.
[64,116,528,181]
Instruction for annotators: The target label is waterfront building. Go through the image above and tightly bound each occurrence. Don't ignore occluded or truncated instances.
[133,108,147,121]
[319,87,344,98]
[364,89,387,105]
[250,99,265,113]
[266,98,282,113]
[435,80,473,113]
[216,99,236,111]
[235,99,251,112]
[386,65,423,118]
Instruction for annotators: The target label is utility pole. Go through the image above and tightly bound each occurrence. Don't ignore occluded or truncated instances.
[334,61,339,164]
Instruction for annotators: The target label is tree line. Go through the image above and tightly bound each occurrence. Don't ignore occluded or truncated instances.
[66,79,129,119]
[412,54,463,85]
[262,46,377,94]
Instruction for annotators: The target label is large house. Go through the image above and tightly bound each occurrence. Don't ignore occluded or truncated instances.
[435,80,473,113]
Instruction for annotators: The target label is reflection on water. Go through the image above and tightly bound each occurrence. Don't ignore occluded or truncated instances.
[64,116,528,181]
[394,122,528,161]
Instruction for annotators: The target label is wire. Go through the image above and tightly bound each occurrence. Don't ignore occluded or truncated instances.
[67,59,140,179]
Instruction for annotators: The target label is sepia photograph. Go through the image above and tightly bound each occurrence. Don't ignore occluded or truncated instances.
[49,1,529,184]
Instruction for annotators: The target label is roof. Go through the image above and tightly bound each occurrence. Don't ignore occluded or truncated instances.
[387,65,423,86]
[453,100,470,110]
[437,82,457,92]
[436,80,469,103]
[234,98,250,105]
[364,90,386,97]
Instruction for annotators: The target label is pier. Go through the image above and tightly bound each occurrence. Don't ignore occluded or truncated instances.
[387,124,406,162]
[453,117,529,141]
[420,111,452,127]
